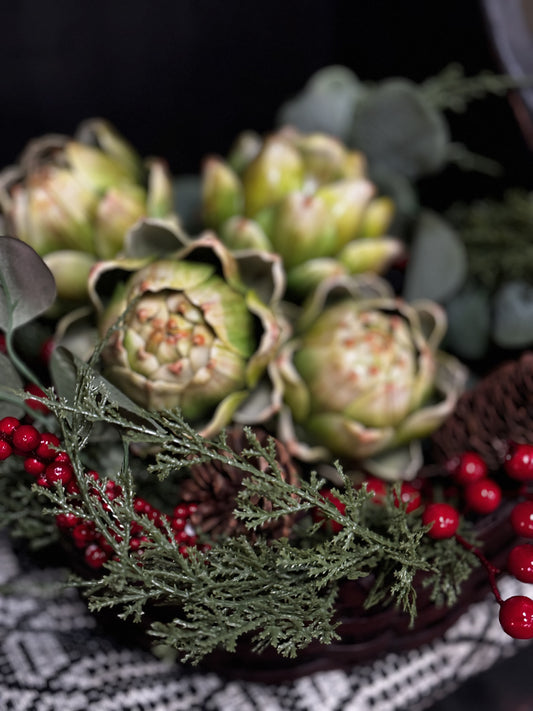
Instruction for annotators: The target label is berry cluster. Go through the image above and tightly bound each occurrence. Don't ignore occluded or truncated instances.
[0,415,204,569]
[424,444,533,640]
[314,443,533,641]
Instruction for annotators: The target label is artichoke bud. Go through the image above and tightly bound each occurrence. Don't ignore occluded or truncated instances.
[202,157,243,229]
[20,168,96,254]
[337,238,404,275]
[76,118,144,182]
[269,192,337,269]
[316,178,375,248]
[277,293,466,463]
[44,250,97,302]
[221,216,272,252]
[242,136,304,217]
[358,196,395,238]
[286,257,348,296]
[227,130,262,175]
[342,150,367,179]
[296,132,348,185]
[65,141,133,193]
[146,158,174,218]
[93,184,147,259]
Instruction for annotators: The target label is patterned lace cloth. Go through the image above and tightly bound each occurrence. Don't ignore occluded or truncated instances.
[0,531,530,711]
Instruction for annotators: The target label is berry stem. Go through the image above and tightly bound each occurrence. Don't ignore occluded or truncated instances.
[3,326,46,396]
[455,533,503,604]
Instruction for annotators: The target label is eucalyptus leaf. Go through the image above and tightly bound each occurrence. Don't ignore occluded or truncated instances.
[49,346,79,410]
[403,211,467,303]
[0,352,25,418]
[349,79,449,179]
[0,236,56,331]
[492,280,533,348]
[443,281,491,359]
[172,175,203,233]
[276,65,366,141]
[50,346,164,434]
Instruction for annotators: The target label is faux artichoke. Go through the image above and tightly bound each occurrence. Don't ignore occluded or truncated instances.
[0,119,174,305]
[88,220,287,437]
[201,127,402,297]
[276,280,466,474]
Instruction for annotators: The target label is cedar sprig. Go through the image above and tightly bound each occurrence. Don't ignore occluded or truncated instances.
[420,62,531,113]
[1,355,481,662]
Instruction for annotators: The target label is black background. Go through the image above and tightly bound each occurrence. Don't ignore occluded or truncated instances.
[1,0,531,206]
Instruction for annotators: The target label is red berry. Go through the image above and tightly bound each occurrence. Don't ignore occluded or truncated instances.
[24,457,45,476]
[178,544,189,558]
[55,512,80,529]
[130,521,144,536]
[173,504,189,518]
[0,333,6,354]
[174,530,190,544]
[24,384,50,414]
[66,479,80,495]
[129,534,149,551]
[134,497,152,514]
[71,522,96,548]
[45,462,73,486]
[39,338,56,365]
[171,516,187,532]
[0,440,12,460]
[84,543,109,569]
[0,416,20,438]
[394,483,422,513]
[365,477,387,503]
[95,534,115,556]
[499,596,533,639]
[105,480,122,500]
[12,424,40,452]
[35,433,61,460]
[422,503,460,539]
[511,501,533,538]
[508,544,533,583]
[54,451,71,465]
[464,478,502,514]
[450,452,488,486]
[505,443,533,482]
[187,503,198,515]
[313,489,346,533]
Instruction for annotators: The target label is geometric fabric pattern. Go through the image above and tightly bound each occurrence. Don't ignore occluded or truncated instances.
[0,532,530,711]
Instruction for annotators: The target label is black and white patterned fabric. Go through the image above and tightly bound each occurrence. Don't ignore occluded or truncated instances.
[0,531,530,711]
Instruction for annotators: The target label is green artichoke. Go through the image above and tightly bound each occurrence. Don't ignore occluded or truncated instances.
[277,281,466,473]
[88,220,287,437]
[201,127,402,297]
[0,119,174,305]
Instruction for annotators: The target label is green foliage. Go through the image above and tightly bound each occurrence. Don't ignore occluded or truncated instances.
[0,455,59,548]
[0,360,480,662]
[420,63,531,113]
[448,190,533,291]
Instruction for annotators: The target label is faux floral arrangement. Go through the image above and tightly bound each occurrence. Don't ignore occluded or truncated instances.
[1,65,533,678]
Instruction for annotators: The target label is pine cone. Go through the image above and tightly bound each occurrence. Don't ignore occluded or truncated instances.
[180,427,300,541]
[431,352,533,470]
